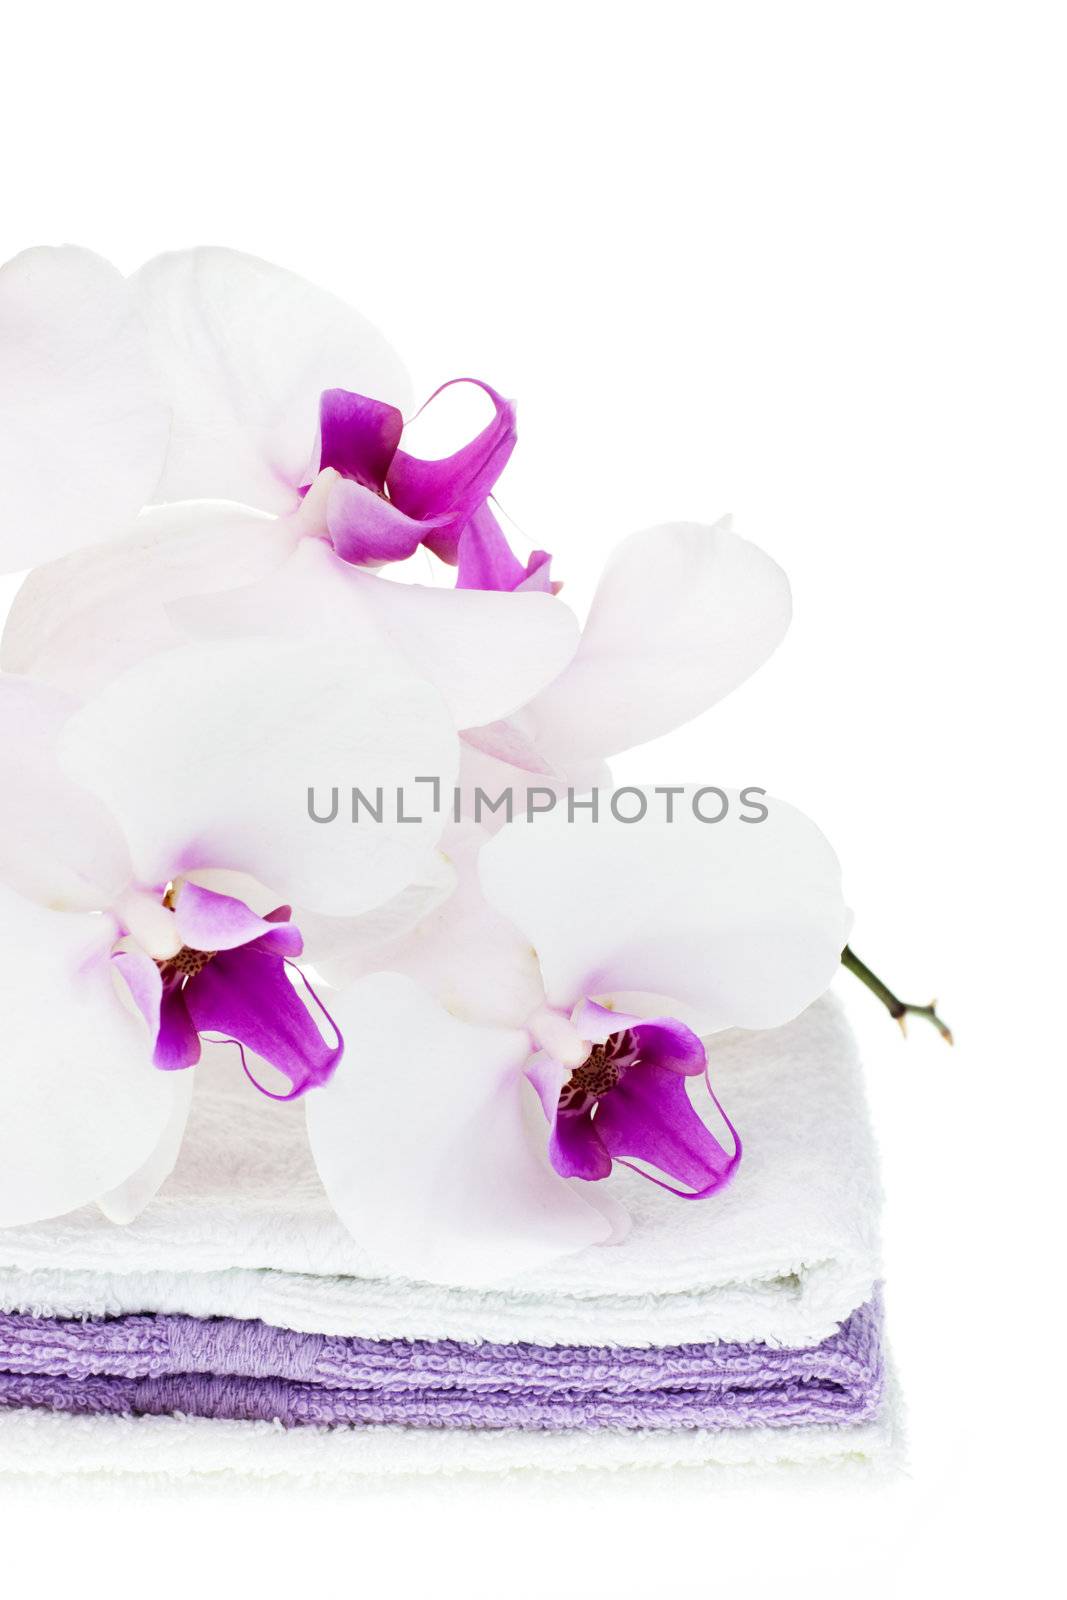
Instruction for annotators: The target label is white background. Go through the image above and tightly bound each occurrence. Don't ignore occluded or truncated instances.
[1,2,1063,1594]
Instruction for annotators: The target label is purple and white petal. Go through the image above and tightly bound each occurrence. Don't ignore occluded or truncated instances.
[172,881,297,954]
[134,248,412,512]
[111,948,163,1039]
[325,477,441,565]
[0,246,169,570]
[479,790,849,1033]
[305,973,611,1285]
[569,997,646,1046]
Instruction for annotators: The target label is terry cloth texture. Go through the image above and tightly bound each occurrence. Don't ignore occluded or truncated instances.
[0,996,896,1482]
[0,1396,900,1484]
[0,1298,883,1432]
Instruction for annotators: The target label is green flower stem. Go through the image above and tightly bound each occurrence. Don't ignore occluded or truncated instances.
[841,945,953,1044]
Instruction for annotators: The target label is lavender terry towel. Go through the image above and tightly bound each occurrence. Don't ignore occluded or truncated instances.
[0,1299,883,1433]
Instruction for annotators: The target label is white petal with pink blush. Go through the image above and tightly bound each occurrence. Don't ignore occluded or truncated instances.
[479,787,848,1034]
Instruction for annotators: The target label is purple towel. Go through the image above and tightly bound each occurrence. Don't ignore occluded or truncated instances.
[0,1300,883,1432]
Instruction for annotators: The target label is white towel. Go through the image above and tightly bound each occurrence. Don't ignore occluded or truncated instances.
[0,1392,901,1485]
[0,996,880,1349]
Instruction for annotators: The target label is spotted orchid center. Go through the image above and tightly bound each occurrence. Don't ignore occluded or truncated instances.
[558,1029,642,1115]
[156,946,217,985]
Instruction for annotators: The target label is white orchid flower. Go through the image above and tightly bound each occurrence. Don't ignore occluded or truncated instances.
[0,628,458,1229]
[304,792,849,1285]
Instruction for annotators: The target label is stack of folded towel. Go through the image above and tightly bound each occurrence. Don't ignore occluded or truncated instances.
[0,996,895,1484]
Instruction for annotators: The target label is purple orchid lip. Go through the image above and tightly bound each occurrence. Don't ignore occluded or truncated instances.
[313,378,557,592]
[112,882,343,1102]
[527,1001,741,1199]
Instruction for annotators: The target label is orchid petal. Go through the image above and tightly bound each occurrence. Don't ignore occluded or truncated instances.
[454,736,612,833]
[550,1108,614,1181]
[305,973,611,1284]
[292,852,457,985]
[387,380,517,565]
[459,720,558,779]
[0,246,169,570]
[111,948,163,1039]
[347,562,580,729]
[0,675,131,912]
[525,1049,569,1122]
[325,477,437,565]
[155,988,201,1073]
[0,885,182,1226]
[1,502,297,697]
[595,1065,738,1195]
[455,504,555,594]
[317,387,404,488]
[177,864,440,975]
[57,634,459,917]
[183,945,342,1099]
[479,790,848,1033]
[512,551,557,593]
[170,537,581,731]
[629,1015,709,1075]
[172,882,297,953]
[525,519,792,766]
[569,997,645,1045]
[525,1052,614,1181]
[96,1069,195,1225]
[134,248,412,512]
[306,824,544,1029]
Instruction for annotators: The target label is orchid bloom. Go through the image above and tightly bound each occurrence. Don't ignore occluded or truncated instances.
[0,243,542,589]
[0,245,579,729]
[303,793,848,1285]
[0,629,459,1229]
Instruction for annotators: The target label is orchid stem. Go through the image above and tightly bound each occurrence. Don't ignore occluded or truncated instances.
[841,945,953,1045]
